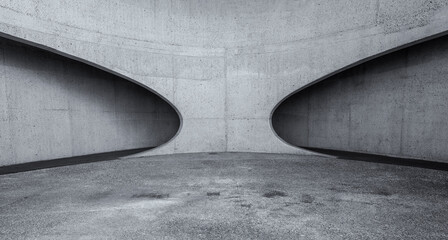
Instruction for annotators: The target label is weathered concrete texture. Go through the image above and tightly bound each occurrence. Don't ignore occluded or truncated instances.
[1,153,447,239]
[1,1,448,157]
[0,37,179,166]
[273,35,448,162]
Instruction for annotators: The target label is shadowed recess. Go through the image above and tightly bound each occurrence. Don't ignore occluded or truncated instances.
[272,34,448,163]
[0,148,152,175]
[0,36,180,166]
[302,147,448,171]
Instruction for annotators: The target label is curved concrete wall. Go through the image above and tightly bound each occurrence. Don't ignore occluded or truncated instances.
[0,37,180,166]
[1,1,448,156]
[273,34,448,162]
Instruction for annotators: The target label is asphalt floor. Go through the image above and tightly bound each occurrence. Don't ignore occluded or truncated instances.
[1,152,447,239]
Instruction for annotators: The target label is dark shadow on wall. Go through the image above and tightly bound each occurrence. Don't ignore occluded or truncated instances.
[273,34,448,163]
[303,147,448,171]
[0,147,153,175]
[0,36,180,166]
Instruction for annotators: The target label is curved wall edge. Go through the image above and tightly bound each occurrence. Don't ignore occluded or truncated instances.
[0,36,180,166]
[2,1,448,156]
[272,33,448,162]
[0,32,183,121]
[270,30,448,118]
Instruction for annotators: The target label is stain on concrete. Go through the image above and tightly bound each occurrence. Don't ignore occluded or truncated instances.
[240,203,252,208]
[263,190,287,198]
[301,194,315,203]
[131,193,169,199]
[206,192,220,196]
[200,160,217,166]
[284,202,300,207]
[225,196,240,199]
[328,187,347,193]
[372,189,392,196]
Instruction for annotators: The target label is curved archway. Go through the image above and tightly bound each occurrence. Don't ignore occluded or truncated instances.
[272,34,448,162]
[0,36,180,166]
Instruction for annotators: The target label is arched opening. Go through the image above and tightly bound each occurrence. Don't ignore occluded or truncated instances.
[273,34,448,162]
[0,36,180,166]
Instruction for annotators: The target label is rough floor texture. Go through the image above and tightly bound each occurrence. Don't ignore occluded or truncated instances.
[0,153,447,239]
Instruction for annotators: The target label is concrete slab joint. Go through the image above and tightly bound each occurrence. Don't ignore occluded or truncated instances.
[1,0,448,157]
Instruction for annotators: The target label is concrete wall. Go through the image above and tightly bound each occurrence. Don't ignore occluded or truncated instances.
[1,1,448,157]
[0,37,180,166]
[273,35,448,162]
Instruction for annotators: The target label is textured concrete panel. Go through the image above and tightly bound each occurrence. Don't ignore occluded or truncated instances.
[174,118,226,153]
[174,78,226,119]
[1,1,448,159]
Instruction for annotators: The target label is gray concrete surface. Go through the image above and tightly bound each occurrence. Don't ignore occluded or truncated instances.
[1,153,447,239]
[273,34,448,162]
[1,1,448,157]
[0,37,179,166]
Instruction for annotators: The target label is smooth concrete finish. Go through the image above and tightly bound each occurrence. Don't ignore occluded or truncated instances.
[1,1,448,156]
[1,153,447,239]
[273,34,448,163]
[0,37,179,166]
